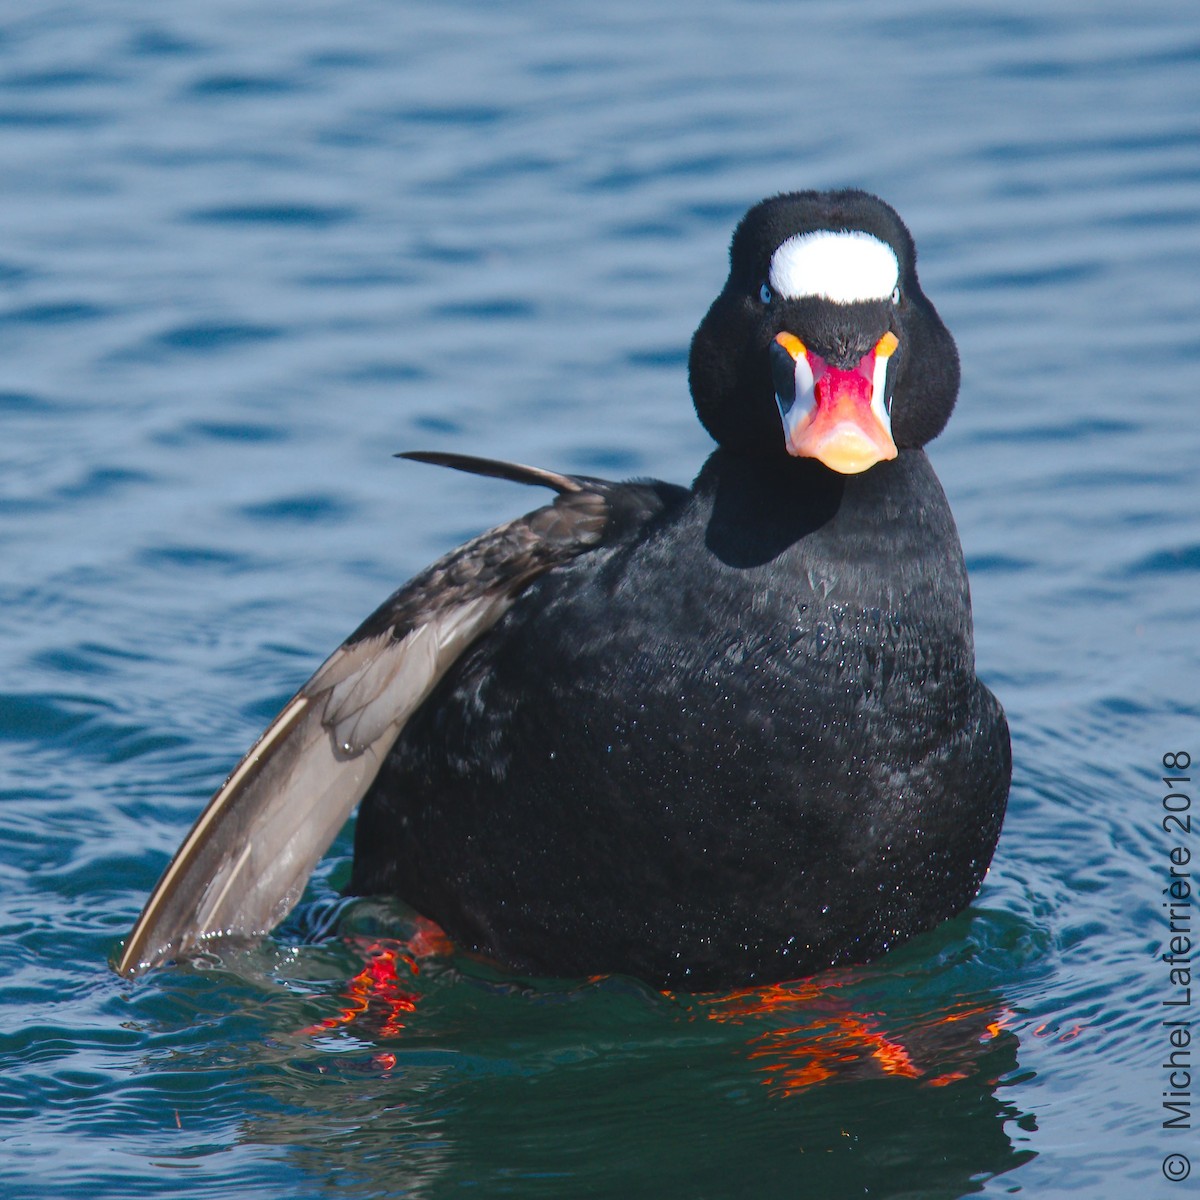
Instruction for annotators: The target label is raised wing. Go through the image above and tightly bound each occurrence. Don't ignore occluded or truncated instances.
[116,455,623,976]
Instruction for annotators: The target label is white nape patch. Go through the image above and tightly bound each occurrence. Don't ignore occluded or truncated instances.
[769,230,899,304]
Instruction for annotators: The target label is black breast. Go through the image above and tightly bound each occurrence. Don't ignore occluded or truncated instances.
[351,448,1011,990]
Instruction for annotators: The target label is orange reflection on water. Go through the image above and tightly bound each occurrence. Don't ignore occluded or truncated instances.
[301,916,452,1038]
[700,976,1017,1097]
[301,944,417,1037]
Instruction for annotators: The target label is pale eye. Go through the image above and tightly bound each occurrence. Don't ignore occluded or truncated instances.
[760,282,773,304]
[891,286,901,305]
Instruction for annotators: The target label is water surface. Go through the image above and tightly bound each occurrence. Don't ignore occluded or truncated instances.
[2,2,1199,1196]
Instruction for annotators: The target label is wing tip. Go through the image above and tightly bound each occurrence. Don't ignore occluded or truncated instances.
[113,935,167,979]
[397,450,584,494]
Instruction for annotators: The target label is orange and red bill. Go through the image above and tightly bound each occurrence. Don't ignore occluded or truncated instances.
[771,330,899,474]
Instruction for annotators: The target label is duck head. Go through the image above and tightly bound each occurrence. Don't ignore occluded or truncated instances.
[689,190,960,470]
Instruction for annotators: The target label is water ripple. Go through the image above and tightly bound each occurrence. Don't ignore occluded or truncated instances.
[187,204,357,228]
[2,1,1197,1196]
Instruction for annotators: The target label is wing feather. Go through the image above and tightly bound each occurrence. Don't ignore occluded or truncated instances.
[116,597,506,976]
[115,459,625,977]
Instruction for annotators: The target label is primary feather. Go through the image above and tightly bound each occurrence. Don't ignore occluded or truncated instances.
[116,459,616,976]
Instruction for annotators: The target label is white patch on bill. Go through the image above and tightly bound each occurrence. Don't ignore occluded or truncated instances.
[769,230,899,304]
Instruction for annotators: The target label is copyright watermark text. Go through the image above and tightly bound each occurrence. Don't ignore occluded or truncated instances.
[1159,751,1194,1182]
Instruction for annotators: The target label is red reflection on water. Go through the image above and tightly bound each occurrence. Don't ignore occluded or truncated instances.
[302,923,1049,1099]
[698,976,1018,1097]
[300,916,453,1038]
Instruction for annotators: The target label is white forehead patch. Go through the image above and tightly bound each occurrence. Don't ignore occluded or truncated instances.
[768,230,899,304]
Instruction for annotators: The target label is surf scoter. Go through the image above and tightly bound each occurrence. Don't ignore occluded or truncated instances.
[118,190,1011,990]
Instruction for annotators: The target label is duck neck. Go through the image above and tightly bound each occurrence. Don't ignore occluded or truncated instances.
[693,447,970,633]
[693,449,847,568]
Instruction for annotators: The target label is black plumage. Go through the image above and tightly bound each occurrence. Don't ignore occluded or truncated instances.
[119,190,1010,989]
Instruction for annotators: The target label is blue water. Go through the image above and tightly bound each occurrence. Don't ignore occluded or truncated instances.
[3,2,1198,1195]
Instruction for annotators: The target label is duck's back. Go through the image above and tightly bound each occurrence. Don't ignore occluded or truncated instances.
[352,449,1011,989]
